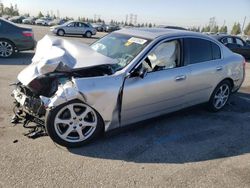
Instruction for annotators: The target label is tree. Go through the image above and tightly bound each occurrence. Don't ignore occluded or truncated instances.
[0,3,4,16]
[148,23,152,28]
[219,26,228,33]
[211,25,219,33]
[244,22,250,35]
[38,11,44,18]
[231,22,241,35]
[201,25,211,32]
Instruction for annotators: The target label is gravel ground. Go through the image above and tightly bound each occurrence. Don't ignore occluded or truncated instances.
[0,25,250,188]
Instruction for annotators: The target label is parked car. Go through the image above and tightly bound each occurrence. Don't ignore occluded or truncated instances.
[104,24,120,32]
[35,18,51,25]
[1,15,10,20]
[91,23,106,32]
[22,17,36,25]
[48,19,66,26]
[212,34,250,59]
[11,28,245,147]
[9,16,26,23]
[50,21,96,38]
[0,18,35,58]
[159,25,187,30]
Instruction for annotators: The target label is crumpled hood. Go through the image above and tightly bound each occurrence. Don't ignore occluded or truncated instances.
[18,35,117,85]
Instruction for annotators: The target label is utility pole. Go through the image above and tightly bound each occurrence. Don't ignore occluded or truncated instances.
[241,16,246,37]
[134,14,137,26]
[125,14,128,25]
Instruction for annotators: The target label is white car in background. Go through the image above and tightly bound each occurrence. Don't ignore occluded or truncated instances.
[35,18,51,26]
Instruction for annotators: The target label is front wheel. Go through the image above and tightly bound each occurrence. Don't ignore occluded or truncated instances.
[57,29,65,36]
[208,80,231,112]
[45,100,103,148]
[85,31,92,38]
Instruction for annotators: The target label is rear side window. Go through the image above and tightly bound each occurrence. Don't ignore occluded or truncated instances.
[211,43,221,59]
[184,38,221,65]
[235,38,244,46]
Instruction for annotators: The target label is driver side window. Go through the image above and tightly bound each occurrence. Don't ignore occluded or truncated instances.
[142,40,180,72]
[67,22,75,27]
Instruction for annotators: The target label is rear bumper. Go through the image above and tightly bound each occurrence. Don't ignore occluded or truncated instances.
[16,39,36,51]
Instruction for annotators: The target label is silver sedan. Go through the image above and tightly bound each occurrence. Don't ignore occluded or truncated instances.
[50,21,97,38]
[12,28,245,147]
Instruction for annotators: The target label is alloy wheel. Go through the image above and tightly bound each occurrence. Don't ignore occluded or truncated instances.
[0,41,14,57]
[54,103,97,143]
[213,84,230,110]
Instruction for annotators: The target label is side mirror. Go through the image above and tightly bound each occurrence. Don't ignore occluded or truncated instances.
[131,65,148,79]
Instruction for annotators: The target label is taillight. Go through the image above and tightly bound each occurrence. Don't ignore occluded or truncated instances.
[22,31,33,37]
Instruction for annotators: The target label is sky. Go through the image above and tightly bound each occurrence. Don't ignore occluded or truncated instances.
[1,0,250,30]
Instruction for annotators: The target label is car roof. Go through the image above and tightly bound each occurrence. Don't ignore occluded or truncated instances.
[115,28,211,40]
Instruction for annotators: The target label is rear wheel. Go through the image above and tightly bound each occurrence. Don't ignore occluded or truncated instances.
[0,40,15,58]
[45,100,103,148]
[57,29,65,36]
[208,80,231,112]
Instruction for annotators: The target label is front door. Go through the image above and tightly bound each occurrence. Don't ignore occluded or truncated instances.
[121,39,191,126]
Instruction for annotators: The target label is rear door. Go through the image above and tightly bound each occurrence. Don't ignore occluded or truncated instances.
[75,22,88,34]
[183,38,224,104]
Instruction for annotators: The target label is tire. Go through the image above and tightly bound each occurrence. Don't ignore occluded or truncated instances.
[0,39,15,58]
[207,80,232,112]
[57,29,65,36]
[85,31,92,38]
[45,99,103,148]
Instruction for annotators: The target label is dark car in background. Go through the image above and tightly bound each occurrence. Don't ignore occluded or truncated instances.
[104,24,120,32]
[0,18,36,58]
[91,23,106,32]
[212,34,250,59]
[8,16,26,23]
[158,25,187,30]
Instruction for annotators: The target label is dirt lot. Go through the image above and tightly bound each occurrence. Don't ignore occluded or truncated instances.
[0,25,250,188]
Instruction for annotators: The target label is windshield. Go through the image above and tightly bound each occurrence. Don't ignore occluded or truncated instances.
[91,33,150,71]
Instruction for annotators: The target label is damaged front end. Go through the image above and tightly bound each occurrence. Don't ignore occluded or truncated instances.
[11,72,71,138]
[11,35,121,138]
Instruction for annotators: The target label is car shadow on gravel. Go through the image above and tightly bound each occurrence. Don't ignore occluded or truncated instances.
[0,51,34,65]
[69,91,250,164]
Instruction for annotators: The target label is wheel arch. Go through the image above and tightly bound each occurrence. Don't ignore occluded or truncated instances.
[0,38,17,50]
[220,77,234,90]
[57,29,65,35]
[209,78,234,100]
[85,30,92,35]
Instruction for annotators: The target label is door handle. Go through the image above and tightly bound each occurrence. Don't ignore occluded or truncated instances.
[216,66,223,71]
[175,75,186,81]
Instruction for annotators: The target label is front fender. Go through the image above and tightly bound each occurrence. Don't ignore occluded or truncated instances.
[41,75,124,131]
